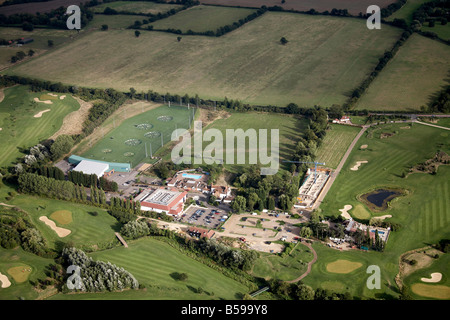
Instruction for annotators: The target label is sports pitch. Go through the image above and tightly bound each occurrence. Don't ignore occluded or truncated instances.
[82,104,194,167]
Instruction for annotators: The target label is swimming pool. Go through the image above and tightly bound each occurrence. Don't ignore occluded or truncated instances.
[182,173,202,179]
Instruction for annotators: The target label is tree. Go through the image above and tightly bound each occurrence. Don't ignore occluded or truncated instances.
[135,30,141,37]
[231,196,246,213]
[28,49,35,57]
[280,37,288,45]
[101,24,108,31]
[178,273,188,281]
[177,36,182,42]
[50,134,74,160]
[296,284,315,300]
[48,40,54,47]
[22,22,33,31]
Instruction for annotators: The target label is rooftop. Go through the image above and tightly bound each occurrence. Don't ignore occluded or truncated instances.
[73,160,109,176]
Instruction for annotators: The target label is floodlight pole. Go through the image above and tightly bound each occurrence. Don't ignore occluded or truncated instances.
[145,143,148,158]
[150,143,152,158]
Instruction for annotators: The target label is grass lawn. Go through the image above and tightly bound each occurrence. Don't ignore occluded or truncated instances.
[0,183,120,251]
[404,252,450,300]
[302,242,400,299]
[50,237,251,300]
[81,104,194,167]
[3,12,402,108]
[316,124,361,169]
[422,23,450,41]
[151,5,257,32]
[194,111,308,173]
[355,34,450,112]
[317,123,450,298]
[0,85,80,168]
[385,0,429,24]
[251,242,314,281]
[91,1,181,15]
[0,246,53,300]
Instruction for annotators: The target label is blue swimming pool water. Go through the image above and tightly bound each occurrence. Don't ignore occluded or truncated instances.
[182,173,202,179]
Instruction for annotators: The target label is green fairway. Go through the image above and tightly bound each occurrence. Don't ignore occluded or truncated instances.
[316,124,361,169]
[50,237,250,300]
[91,1,181,15]
[302,242,400,299]
[251,242,314,281]
[320,122,450,256]
[81,104,194,167]
[355,34,450,112]
[0,85,80,168]
[3,12,402,108]
[0,246,53,300]
[151,5,257,32]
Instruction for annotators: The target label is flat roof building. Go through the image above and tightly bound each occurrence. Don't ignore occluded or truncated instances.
[136,188,187,216]
[73,160,110,177]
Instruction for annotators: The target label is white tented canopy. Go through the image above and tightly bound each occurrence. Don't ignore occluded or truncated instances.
[73,160,109,177]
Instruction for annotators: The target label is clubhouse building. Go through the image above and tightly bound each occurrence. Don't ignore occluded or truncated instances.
[135,187,188,216]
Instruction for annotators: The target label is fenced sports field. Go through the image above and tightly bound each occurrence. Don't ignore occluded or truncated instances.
[82,104,195,167]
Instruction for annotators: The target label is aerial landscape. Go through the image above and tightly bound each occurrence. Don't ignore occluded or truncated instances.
[0,0,449,308]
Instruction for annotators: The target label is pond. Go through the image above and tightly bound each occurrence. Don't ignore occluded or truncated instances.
[360,189,404,212]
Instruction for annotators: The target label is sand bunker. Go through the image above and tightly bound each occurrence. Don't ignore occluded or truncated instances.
[0,272,11,288]
[48,93,58,97]
[39,216,71,237]
[339,205,352,220]
[34,109,51,118]
[34,97,53,104]
[60,95,66,100]
[350,160,368,171]
[421,272,443,283]
[373,214,392,221]
[360,144,368,149]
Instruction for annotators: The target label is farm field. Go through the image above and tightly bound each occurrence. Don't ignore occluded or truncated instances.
[0,85,80,168]
[3,12,402,108]
[355,34,450,112]
[50,237,251,300]
[315,124,361,169]
[91,1,181,14]
[319,122,450,257]
[385,0,428,24]
[199,0,396,16]
[422,24,450,41]
[151,5,257,32]
[81,104,194,167]
[0,0,86,16]
[87,14,149,29]
[195,111,308,172]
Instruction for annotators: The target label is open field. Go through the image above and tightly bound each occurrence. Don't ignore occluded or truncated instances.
[91,1,181,15]
[355,34,450,112]
[50,237,250,300]
[200,0,396,16]
[422,24,450,41]
[87,14,149,29]
[0,85,80,168]
[0,0,86,15]
[315,124,361,169]
[4,12,402,108]
[151,5,256,32]
[81,104,194,167]
[251,242,314,281]
[319,123,450,257]
[195,111,308,172]
[385,0,428,24]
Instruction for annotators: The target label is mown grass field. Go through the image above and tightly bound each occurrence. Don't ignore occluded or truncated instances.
[87,14,149,29]
[91,1,181,15]
[192,111,308,172]
[251,242,314,281]
[0,85,80,168]
[315,124,361,169]
[50,237,250,300]
[0,246,53,300]
[151,5,256,32]
[3,11,402,108]
[355,34,450,112]
[422,23,450,41]
[320,122,450,257]
[81,104,194,167]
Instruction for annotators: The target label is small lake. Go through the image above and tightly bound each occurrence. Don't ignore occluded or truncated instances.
[360,189,404,211]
